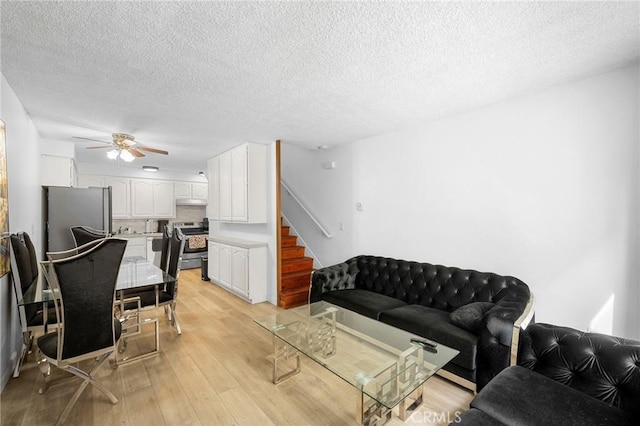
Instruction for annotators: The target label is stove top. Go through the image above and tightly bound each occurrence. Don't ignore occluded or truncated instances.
[172,222,207,235]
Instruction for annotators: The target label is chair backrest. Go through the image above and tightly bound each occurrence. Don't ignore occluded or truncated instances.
[42,238,127,360]
[165,228,185,297]
[46,238,106,261]
[70,226,109,248]
[9,232,39,324]
[159,226,171,272]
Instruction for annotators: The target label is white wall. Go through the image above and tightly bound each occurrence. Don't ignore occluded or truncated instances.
[283,64,640,339]
[281,142,356,267]
[0,76,43,391]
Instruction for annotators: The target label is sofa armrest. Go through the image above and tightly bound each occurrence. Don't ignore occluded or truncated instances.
[476,287,533,389]
[510,292,535,366]
[309,262,357,303]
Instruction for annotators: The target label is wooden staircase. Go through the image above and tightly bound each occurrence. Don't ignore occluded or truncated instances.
[279,222,314,309]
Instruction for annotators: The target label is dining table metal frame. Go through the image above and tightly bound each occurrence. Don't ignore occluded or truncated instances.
[19,256,175,367]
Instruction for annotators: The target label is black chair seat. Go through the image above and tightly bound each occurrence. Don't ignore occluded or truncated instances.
[27,307,59,328]
[38,320,122,360]
[122,290,173,310]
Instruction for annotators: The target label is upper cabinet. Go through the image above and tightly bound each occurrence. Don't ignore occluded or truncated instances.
[175,181,208,201]
[77,175,179,219]
[208,143,266,223]
[152,180,175,218]
[41,155,76,187]
[104,177,131,219]
[207,157,220,220]
[131,179,175,218]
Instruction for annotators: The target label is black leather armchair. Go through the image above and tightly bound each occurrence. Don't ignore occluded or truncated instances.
[456,323,640,425]
[310,255,533,390]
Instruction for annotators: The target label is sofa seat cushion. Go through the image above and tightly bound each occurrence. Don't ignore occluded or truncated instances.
[455,408,506,425]
[319,289,407,320]
[378,305,477,370]
[471,366,635,426]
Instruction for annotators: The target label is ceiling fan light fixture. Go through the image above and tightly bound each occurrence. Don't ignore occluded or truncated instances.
[120,149,135,162]
[106,148,119,159]
[143,166,159,172]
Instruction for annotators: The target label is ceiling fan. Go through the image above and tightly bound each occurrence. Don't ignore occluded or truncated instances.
[73,133,168,162]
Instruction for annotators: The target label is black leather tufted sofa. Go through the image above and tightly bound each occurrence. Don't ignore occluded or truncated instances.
[309,255,533,390]
[456,323,640,425]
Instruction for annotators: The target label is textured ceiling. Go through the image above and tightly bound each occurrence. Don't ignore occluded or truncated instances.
[1,1,638,173]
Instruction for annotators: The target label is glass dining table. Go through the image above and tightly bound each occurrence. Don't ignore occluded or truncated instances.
[19,256,175,365]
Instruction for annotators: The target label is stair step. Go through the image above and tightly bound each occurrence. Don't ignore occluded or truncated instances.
[279,286,310,309]
[281,235,297,247]
[281,257,313,274]
[282,270,312,292]
[281,246,305,259]
[281,225,290,236]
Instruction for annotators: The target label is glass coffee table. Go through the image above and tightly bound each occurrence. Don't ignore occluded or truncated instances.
[254,302,459,425]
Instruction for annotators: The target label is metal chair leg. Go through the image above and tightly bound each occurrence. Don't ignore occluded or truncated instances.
[37,353,52,394]
[171,304,182,335]
[56,352,117,425]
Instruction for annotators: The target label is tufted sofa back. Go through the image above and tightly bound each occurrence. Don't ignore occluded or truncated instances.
[518,323,640,415]
[349,255,529,312]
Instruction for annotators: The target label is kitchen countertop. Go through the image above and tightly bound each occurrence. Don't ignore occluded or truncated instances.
[114,232,163,238]
[208,235,267,248]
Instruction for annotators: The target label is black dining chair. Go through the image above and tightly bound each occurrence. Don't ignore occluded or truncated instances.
[9,232,58,377]
[70,225,110,248]
[37,238,127,426]
[159,225,171,272]
[123,228,185,335]
[46,238,107,261]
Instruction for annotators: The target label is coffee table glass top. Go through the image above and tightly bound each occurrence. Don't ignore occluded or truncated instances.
[255,301,459,409]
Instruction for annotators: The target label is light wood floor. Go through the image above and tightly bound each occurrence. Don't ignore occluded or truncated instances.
[1,269,473,425]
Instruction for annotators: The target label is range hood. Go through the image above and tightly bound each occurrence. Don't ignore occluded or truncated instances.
[176,198,207,206]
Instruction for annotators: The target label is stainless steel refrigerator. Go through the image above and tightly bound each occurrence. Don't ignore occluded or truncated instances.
[42,186,112,254]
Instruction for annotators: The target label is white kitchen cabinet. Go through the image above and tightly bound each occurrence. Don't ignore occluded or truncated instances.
[131,179,154,217]
[41,155,76,187]
[131,179,175,218]
[77,175,105,188]
[230,247,249,297]
[175,181,208,200]
[231,146,248,221]
[208,241,220,281]
[207,236,267,303]
[207,143,266,223]
[174,182,191,198]
[218,244,233,288]
[218,151,232,221]
[192,183,208,200]
[153,180,175,217]
[104,177,131,218]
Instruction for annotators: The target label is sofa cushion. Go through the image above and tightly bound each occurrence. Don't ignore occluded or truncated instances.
[450,302,495,332]
[471,366,635,426]
[378,305,478,370]
[455,408,506,425]
[319,289,407,320]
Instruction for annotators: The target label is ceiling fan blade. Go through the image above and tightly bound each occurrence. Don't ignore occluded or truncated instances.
[73,136,111,144]
[127,148,146,158]
[137,146,168,155]
[86,146,113,149]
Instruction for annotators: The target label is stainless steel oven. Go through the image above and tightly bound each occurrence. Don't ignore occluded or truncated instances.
[173,222,208,270]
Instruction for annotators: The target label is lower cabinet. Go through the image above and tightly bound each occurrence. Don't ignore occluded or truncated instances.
[123,237,147,259]
[207,236,267,303]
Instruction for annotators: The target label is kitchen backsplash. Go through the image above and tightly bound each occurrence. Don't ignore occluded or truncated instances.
[113,205,206,234]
